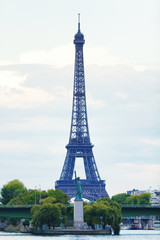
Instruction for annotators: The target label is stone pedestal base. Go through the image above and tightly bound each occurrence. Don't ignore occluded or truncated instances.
[74,200,84,228]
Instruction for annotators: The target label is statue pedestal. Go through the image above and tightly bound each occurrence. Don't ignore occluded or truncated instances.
[74,200,84,228]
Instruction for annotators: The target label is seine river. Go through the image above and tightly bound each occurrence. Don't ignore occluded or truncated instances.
[0,230,160,240]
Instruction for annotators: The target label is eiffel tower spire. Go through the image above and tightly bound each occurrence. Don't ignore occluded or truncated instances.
[55,15,109,201]
[78,13,80,32]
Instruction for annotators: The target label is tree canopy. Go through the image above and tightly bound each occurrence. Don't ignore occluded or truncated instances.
[31,203,67,229]
[111,192,151,205]
[46,189,70,204]
[84,197,122,235]
[0,179,69,206]
[111,193,130,204]
[0,179,27,204]
[125,193,151,205]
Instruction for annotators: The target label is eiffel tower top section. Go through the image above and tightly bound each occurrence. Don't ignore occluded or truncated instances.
[73,14,85,46]
[67,14,92,148]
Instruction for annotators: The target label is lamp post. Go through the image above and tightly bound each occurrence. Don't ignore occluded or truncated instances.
[35,186,37,205]
[39,185,41,205]
[100,216,103,230]
[59,216,63,230]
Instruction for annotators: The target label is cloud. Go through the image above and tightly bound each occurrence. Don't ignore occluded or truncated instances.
[85,46,122,66]
[0,70,26,87]
[114,92,127,99]
[103,162,160,196]
[117,162,160,189]
[0,116,69,132]
[17,44,128,68]
[140,138,160,147]
[0,140,31,152]
[0,85,56,109]
[0,61,15,66]
[8,42,158,71]
[19,44,74,67]
[87,93,105,108]
[0,70,67,109]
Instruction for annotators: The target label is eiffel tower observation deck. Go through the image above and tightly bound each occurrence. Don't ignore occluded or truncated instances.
[55,15,109,201]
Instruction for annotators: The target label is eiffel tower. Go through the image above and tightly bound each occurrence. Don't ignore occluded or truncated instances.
[55,15,109,201]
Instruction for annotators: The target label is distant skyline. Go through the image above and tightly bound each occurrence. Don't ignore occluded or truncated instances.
[0,0,160,196]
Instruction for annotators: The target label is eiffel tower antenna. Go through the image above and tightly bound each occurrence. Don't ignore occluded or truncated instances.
[78,13,80,32]
[55,16,109,201]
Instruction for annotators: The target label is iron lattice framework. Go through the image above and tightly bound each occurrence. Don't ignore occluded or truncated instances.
[55,16,109,201]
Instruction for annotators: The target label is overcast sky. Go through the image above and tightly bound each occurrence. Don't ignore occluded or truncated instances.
[0,0,160,197]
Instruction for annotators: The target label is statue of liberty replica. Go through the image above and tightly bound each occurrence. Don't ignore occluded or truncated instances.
[75,171,83,200]
[74,171,84,228]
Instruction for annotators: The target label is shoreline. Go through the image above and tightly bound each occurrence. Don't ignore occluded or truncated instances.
[31,228,112,235]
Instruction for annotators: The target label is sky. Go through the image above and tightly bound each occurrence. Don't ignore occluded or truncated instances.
[0,0,160,197]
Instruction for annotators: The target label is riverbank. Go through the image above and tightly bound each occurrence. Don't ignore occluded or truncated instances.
[31,228,112,235]
[3,222,29,233]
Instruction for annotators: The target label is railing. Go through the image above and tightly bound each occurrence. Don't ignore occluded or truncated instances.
[0,204,159,209]
[0,204,34,208]
[122,204,160,208]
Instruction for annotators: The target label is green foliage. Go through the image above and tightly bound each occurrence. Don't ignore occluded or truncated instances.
[23,219,30,227]
[0,180,70,230]
[47,189,70,204]
[30,204,41,215]
[84,197,122,235]
[8,218,21,226]
[138,193,151,204]
[124,193,151,205]
[97,197,121,210]
[0,179,70,206]
[55,203,67,223]
[111,193,130,204]
[125,195,139,204]
[7,189,48,205]
[55,203,67,216]
[0,180,27,204]
[112,192,151,206]
[31,203,62,229]
[40,196,57,205]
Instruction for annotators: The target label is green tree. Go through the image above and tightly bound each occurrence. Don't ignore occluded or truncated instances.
[55,203,67,216]
[31,203,61,229]
[55,203,67,224]
[0,179,70,206]
[84,202,108,226]
[7,189,48,205]
[124,194,151,205]
[23,219,30,227]
[97,197,122,235]
[47,189,70,204]
[138,193,151,205]
[40,196,57,205]
[31,208,42,229]
[0,180,27,204]
[84,197,122,235]
[30,204,41,215]
[125,195,139,204]
[111,193,130,204]
[8,218,21,226]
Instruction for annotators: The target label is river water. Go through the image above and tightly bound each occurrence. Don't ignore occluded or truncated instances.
[0,230,160,240]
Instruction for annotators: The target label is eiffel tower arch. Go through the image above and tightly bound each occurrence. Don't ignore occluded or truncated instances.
[55,15,109,201]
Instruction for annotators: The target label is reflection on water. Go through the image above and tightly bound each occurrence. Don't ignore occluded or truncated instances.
[0,230,160,240]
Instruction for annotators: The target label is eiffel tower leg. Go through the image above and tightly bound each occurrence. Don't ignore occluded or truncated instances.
[60,150,75,180]
[83,149,101,181]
